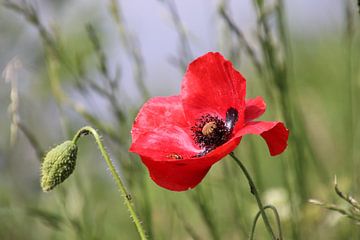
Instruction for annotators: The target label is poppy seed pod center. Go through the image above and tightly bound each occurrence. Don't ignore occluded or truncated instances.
[191,108,239,156]
[202,121,217,136]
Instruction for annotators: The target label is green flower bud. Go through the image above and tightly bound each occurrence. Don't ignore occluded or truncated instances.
[41,140,78,192]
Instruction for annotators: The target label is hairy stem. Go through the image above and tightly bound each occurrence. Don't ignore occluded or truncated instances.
[72,126,147,240]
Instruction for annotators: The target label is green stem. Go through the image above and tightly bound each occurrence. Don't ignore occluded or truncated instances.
[72,126,147,240]
[229,152,277,240]
[250,205,283,240]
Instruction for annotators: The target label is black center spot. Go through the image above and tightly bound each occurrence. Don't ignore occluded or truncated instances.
[191,108,238,157]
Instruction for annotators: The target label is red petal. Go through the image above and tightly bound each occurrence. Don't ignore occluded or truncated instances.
[141,156,211,191]
[137,137,242,191]
[130,125,201,160]
[245,96,266,122]
[181,52,246,125]
[237,121,289,156]
[131,96,188,142]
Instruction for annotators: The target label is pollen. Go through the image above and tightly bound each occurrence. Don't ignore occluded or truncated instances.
[166,153,183,159]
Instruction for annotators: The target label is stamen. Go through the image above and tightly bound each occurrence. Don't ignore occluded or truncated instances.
[191,108,239,157]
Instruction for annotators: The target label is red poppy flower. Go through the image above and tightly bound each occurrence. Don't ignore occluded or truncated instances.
[130,52,289,191]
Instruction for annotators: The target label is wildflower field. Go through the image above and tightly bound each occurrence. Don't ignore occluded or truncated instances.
[0,0,359,239]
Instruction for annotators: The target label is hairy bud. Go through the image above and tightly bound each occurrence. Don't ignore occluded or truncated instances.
[41,140,78,192]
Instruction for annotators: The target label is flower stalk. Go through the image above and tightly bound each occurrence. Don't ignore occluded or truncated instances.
[250,205,283,240]
[72,126,147,240]
[229,152,279,240]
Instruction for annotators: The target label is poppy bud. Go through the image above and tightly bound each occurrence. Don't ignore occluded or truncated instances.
[41,140,78,192]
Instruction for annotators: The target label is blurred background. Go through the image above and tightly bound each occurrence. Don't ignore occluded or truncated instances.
[0,0,359,239]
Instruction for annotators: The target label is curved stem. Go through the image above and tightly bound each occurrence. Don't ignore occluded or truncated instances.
[250,205,283,240]
[229,152,277,240]
[72,126,147,240]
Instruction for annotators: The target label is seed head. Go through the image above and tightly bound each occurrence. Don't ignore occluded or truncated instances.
[41,140,78,192]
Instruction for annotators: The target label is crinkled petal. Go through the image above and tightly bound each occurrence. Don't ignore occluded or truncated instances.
[137,137,242,191]
[181,52,246,125]
[236,121,289,156]
[131,96,187,142]
[245,96,266,122]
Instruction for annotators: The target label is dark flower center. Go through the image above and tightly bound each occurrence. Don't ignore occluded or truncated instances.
[191,108,238,156]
